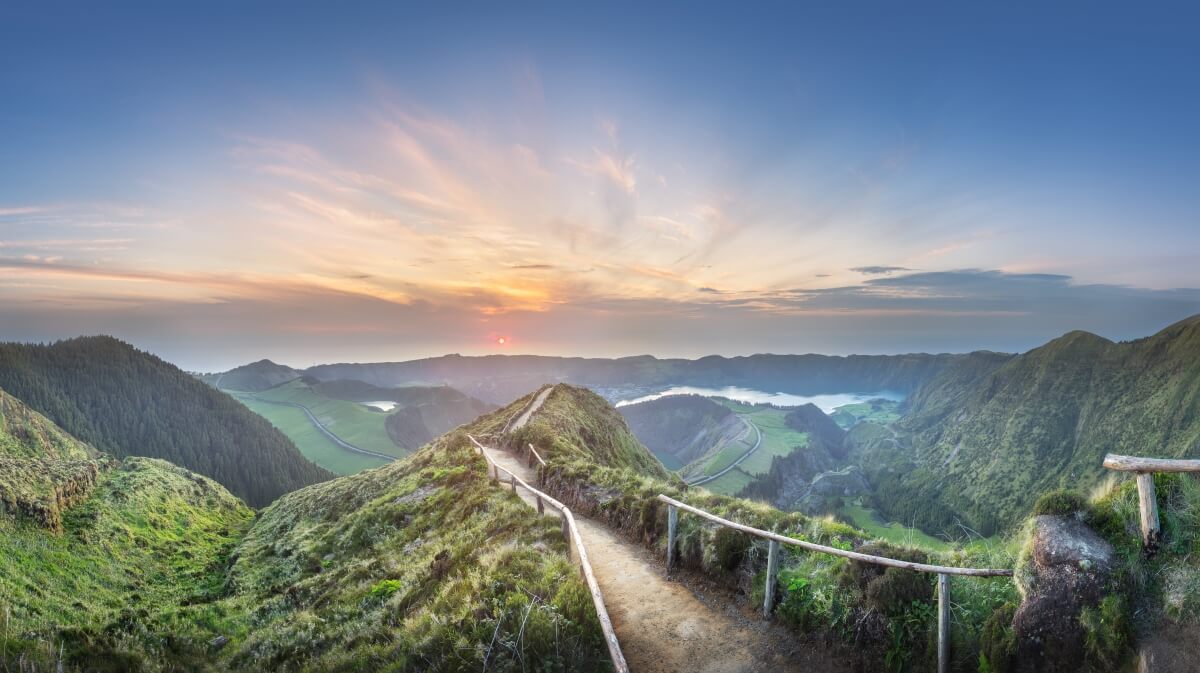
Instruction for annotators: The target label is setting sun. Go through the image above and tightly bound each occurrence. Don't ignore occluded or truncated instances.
[497,337,507,345]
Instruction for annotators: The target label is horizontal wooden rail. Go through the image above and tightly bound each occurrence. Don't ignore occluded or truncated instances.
[657,494,1011,673]
[656,495,1012,576]
[468,435,628,673]
[1102,454,1200,473]
[1102,453,1200,550]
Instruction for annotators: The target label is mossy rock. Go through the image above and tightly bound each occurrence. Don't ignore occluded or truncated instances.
[1032,489,1088,517]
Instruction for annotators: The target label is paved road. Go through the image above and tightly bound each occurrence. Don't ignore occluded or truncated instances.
[244,396,398,462]
[687,416,762,487]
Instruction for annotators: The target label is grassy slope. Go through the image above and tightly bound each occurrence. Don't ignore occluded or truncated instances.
[690,401,811,496]
[0,336,331,507]
[518,385,1018,670]
[510,384,672,479]
[1,388,609,672]
[879,317,1200,536]
[235,395,390,475]
[234,380,402,458]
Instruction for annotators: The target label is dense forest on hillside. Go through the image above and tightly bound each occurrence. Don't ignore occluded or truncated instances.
[866,317,1200,536]
[0,337,331,506]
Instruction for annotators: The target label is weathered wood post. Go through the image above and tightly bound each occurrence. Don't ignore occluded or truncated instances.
[510,474,518,493]
[490,463,497,483]
[763,539,780,617]
[666,504,678,572]
[536,495,544,514]
[561,512,571,546]
[937,573,950,673]
[1136,472,1160,551]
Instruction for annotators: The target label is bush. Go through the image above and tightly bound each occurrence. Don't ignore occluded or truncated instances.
[1032,489,1087,516]
[978,602,1017,673]
[1079,594,1131,672]
[839,543,932,617]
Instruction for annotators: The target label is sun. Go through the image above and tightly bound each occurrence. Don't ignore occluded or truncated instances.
[496,336,507,345]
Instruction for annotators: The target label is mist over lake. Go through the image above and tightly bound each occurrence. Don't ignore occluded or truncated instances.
[614,386,904,413]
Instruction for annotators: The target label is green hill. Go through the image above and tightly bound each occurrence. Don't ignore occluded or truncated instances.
[0,387,610,672]
[870,317,1200,536]
[0,389,255,667]
[618,394,745,470]
[210,359,302,392]
[507,384,672,478]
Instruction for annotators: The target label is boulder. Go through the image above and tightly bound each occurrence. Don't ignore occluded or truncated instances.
[1012,515,1117,673]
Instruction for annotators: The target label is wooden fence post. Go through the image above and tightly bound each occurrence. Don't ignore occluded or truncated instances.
[763,539,780,617]
[490,464,497,483]
[1136,472,1161,551]
[938,573,950,673]
[536,495,544,515]
[510,474,518,493]
[666,505,678,573]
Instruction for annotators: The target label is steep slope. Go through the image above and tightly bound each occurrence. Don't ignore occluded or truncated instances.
[212,358,302,392]
[0,393,254,666]
[618,394,745,469]
[875,317,1200,536]
[0,337,331,507]
[304,351,981,405]
[308,378,496,447]
[0,387,103,530]
[2,392,612,672]
[506,384,672,478]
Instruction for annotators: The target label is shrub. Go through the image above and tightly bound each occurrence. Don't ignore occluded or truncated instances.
[1079,594,1131,672]
[978,602,1017,673]
[1032,489,1087,516]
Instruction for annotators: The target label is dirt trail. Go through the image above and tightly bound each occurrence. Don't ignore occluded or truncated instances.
[484,445,836,673]
[509,386,553,432]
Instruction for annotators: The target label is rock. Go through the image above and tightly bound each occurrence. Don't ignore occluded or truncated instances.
[209,635,229,651]
[1012,515,1117,673]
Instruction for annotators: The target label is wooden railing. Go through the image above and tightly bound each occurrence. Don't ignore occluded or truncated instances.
[656,495,1012,673]
[1103,453,1200,550]
[468,436,628,673]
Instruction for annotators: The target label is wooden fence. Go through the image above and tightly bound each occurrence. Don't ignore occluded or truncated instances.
[468,436,628,673]
[656,495,1013,673]
[1103,453,1200,550]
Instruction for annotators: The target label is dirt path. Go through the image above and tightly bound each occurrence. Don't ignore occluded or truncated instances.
[508,386,553,432]
[483,445,835,673]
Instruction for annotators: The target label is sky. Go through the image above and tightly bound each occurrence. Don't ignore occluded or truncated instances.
[1,2,1199,371]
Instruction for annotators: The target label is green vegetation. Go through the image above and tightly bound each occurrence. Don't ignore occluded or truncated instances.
[0,386,609,672]
[831,398,901,429]
[837,498,953,552]
[233,379,402,457]
[208,359,301,392]
[713,401,811,476]
[235,395,390,474]
[510,385,672,478]
[618,394,744,472]
[0,336,331,507]
[870,317,1200,537]
[522,384,1019,671]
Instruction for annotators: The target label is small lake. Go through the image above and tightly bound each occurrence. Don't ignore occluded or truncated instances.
[363,401,397,411]
[614,386,903,414]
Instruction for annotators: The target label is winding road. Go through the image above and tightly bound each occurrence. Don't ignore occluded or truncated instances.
[686,416,762,487]
[242,395,398,462]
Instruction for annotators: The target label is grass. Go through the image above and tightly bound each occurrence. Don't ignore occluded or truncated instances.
[698,467,755,496]
[1,409,611,671]
[837,498,954,552]
[830,399,902,429]
[235,395,390,475]
[0,457,253,644]
[699,401,810,477]
[232,379,403,458]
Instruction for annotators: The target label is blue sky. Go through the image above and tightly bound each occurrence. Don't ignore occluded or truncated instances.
[1,2,1198,370]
